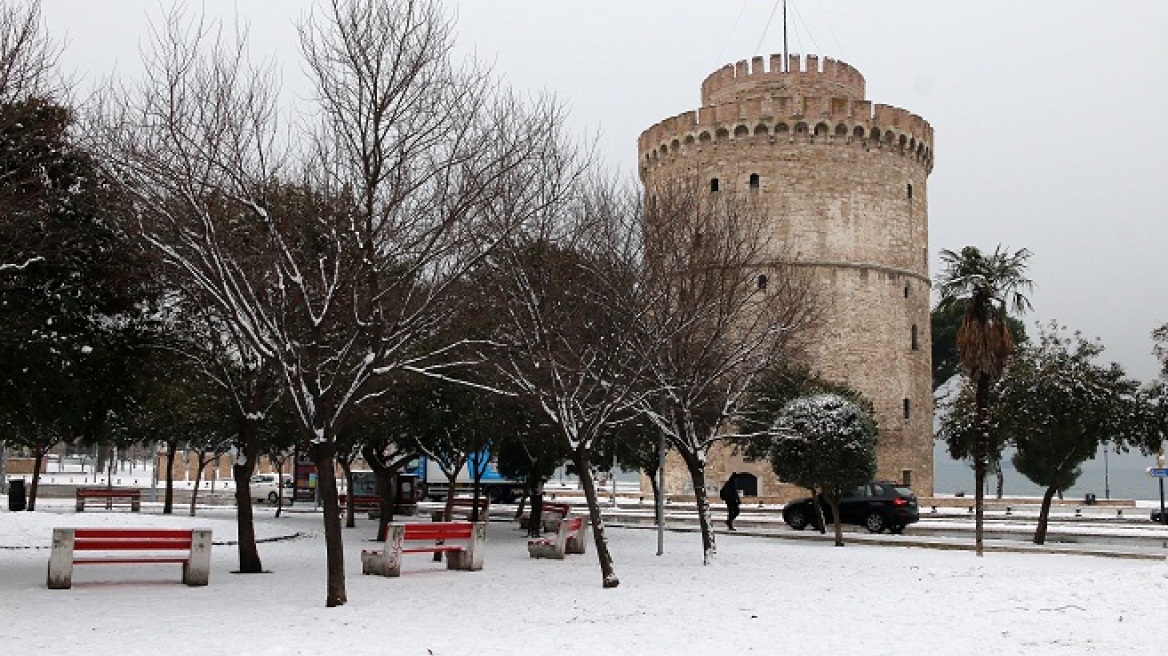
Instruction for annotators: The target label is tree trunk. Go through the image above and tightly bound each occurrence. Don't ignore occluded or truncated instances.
[995,467,1004,499]
[310,442,346,607]
[649,473,662,527]
[829,495,845,546]
[572,450,619,588]
[163,439,177,515]
[232,441,263,574]
[680,452,716,563]
[442,471,459,520]
[341,463,355,529]
[973,374,990,557]
[28,450,43,511]
[528,489,543,538]
[812,488,828,535]
[189,454,204,517]
[1033,485,1058,545]
[375,470,394,542]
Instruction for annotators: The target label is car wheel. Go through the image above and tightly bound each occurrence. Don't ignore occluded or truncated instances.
[784,507,810,530]
[267,491,278,503]
[888,524,905,535]
[865,512,886,533]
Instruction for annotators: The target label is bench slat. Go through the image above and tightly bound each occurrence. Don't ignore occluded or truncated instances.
[74,557,189,565]
[74,529,190,539]
[74,539,192,551]
[400,546,464,554]
[402,523,474,541]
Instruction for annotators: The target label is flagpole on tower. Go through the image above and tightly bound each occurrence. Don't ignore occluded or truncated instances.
[783,0,788,71]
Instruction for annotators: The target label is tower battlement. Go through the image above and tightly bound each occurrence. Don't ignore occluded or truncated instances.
[638,97,933,174]
[701,54,866,105]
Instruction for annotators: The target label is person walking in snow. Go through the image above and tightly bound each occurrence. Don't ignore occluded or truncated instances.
[720,473,741,531]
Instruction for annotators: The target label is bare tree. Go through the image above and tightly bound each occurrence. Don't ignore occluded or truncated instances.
[0,0,61,278]
[93,1,576,607]
[165,295,285,573]
[480,177,644,588]
[637,178,820,563]
[0,0,62,105]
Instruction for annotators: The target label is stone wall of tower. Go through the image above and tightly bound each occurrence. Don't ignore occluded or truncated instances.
[639,53,935,497]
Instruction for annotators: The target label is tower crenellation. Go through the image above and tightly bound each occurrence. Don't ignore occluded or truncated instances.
[640,53,935,499]
[701,54,866,105]
[639,96,934,180]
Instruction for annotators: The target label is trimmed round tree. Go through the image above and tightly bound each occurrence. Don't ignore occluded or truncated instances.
[770,393,878,546]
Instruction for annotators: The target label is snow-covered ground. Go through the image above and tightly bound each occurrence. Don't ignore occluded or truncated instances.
[1,498,1166,656]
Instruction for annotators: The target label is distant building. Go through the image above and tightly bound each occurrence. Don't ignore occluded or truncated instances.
[639,53,935,498]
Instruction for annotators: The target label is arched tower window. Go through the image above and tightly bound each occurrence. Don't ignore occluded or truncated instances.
[710,178,720,193]
[749,173,760,191]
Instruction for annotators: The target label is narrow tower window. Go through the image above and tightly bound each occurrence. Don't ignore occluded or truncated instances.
[907,183,913,199]
[911,325,919,351]
[903,398,911,420]
[749,173,760,191]
[710,178,720,193]
[757,274,768,290]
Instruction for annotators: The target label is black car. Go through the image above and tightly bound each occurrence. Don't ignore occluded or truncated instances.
[782,482,919,534]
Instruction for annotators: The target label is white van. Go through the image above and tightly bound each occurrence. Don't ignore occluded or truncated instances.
[249,473,293,503]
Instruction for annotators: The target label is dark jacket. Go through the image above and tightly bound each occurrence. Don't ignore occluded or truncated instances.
[719,478,739,505]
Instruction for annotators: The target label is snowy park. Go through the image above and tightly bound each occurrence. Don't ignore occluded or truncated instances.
[2,498,1166,656]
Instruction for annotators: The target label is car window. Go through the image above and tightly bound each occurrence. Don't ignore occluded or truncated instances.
[894,486,914,497]
[848,485,868,498]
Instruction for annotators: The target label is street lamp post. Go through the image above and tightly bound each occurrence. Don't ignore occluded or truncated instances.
[1103,447,1110,501]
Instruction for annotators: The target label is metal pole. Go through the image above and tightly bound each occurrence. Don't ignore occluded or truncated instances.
[1104,447,1110,500]
[782,0,788,71]
[656,431,665,556]
[1160,478,1166,526]
[1160,448,1166,525]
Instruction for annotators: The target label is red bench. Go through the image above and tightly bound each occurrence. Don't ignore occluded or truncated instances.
[528,514,588,559]
[338,493,381,517]
[46,527,212,589]
[361,521,486,577]
[75,488,141,512]
[520,501,571,532]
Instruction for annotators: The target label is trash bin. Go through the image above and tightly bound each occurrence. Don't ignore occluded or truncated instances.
[8,479,26,511]
[1084,493,1096,506]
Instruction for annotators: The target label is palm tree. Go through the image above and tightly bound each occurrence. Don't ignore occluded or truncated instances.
[935,245,1033,556]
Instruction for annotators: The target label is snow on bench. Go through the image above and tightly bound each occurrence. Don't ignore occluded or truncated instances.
[46,527,212,589]
[527,514,587,560]
[519,501,571,532]
[361,521,486,577]
[75,488,141,512]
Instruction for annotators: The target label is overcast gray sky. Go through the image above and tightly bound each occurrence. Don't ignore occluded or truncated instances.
[40,0,1168,382]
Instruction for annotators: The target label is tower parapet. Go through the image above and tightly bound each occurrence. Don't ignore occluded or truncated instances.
[639,98,934,176]
[701,54,865,105]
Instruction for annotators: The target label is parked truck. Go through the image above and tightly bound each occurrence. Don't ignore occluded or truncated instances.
[407,453,523,504]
